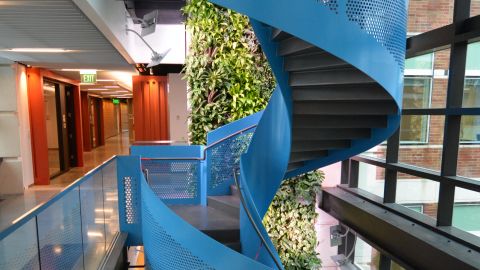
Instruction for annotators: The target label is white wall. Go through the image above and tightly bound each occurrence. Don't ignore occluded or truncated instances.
[168,73,189,143]
[0,63,34,195]
[73,0,186,65]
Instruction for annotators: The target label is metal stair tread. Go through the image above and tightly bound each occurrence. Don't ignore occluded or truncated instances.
[271,28,292,41]
[292,128,372,140]
[169,205,239,232]
[292,115,388,129]
[289,68,375,87]
[291,140,351,152]
[289,150,328,163]
[292,84,392,101]
[284,51,349,72]
[278,37,317,56]
[293,100,397,115]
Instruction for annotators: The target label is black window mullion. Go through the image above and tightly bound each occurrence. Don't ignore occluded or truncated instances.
[384,128,399,203]
[341,159,350,185]
[437,0,471,227]
[348,159,359,188]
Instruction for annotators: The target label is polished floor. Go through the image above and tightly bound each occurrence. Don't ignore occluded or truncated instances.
[47,149,60,177]
[0,132,130,233]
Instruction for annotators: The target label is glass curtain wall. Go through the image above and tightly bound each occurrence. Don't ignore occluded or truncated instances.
[340,1,480,268]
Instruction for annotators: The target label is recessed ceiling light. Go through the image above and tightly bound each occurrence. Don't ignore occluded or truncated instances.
[79,69,97,74]
[7,48,73,53]
[103,86,120,89]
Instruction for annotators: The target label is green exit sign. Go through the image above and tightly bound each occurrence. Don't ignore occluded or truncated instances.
[81,73,97,84]
[112,98,120,105]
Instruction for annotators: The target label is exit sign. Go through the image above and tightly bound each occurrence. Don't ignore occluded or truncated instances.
[112,98,120,105]
[81,73,97,84]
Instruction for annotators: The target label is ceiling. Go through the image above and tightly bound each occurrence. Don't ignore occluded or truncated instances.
[124,0,186,24]
[0,0,134,71]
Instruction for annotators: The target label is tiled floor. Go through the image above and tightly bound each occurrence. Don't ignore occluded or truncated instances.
[0,132,130,233]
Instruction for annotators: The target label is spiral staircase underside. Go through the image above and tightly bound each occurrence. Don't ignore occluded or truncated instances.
[274,28,398,172]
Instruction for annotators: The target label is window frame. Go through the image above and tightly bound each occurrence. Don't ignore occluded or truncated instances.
[334,3,480,269]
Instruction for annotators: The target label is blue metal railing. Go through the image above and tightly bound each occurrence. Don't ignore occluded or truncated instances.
[0,157,119,270]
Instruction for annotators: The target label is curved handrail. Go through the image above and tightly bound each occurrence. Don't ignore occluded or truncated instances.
[233,168,283,269]
[140,125,257,161]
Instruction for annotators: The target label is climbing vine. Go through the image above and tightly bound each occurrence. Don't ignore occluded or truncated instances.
[263,171,324,270]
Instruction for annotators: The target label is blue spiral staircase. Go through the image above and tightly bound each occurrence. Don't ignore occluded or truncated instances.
[124,0,408,269]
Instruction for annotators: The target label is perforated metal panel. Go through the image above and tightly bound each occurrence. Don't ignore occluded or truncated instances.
[0,219,40,270]
[123,176,140,224]
[143,206,216,270]
[346,0,407,69]
[318,0,338,13]
[142,160,201,204]
[207,129,255,195]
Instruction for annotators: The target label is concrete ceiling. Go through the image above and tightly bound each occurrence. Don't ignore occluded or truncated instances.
[0,0,134,71]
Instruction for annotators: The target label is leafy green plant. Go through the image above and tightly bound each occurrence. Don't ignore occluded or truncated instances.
[183,0,275,145]
[263,171,324,270]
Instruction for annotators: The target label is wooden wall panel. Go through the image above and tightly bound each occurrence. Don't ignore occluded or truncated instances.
[81,92,92,151]
[103,100,119,139]
[72,85,84,167]
[133,76,169,141]
[120,103,128,131]
[27,68,49,185]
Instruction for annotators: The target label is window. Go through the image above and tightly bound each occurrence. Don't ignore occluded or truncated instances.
[400,79,432,143]
[354,238,380,270]
[460,115,480,142]
[358,163,385,198]
[453,187,480,237]
[453,204,480,237]
[463,79,480,108]
[401,53,433,143]
[336,2,480,268]
[404,53,434,74]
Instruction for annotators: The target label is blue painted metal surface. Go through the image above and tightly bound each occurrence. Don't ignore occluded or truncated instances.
[0,157,119,270]
[140,173,271,270]
[206,112,262,196]
[239,88,291,269]
[117,155,143,246]
[142,159,203,205]
[131,145,204,159]
[206,111,262,144]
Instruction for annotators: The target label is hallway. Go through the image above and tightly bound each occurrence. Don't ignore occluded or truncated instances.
[0,132,130,233]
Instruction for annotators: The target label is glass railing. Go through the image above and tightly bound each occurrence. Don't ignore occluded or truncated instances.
[0,157,119,270]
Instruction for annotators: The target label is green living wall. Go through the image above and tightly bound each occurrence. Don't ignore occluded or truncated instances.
[184,1,323,269]
[183,0,275,145]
